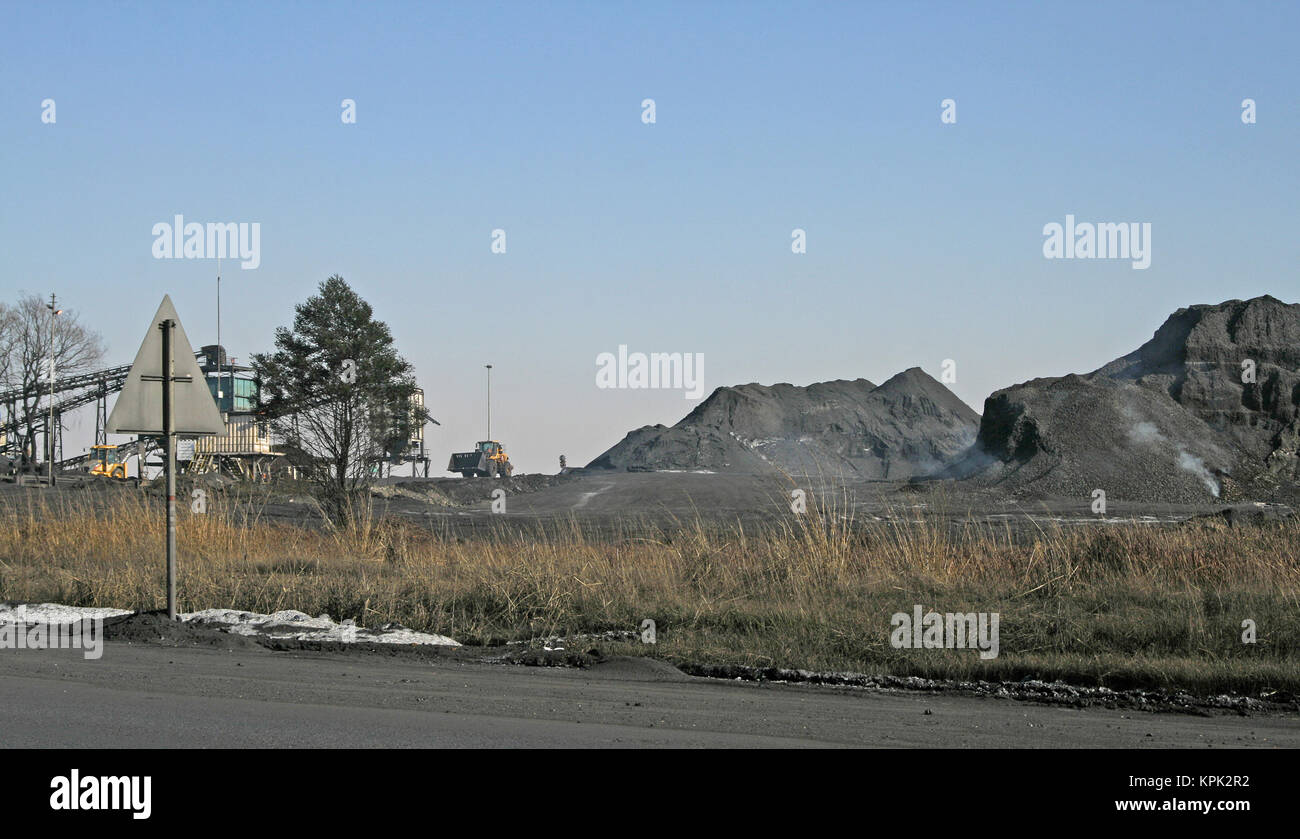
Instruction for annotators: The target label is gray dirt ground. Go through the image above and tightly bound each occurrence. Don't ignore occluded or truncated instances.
[2,642,1296,748]
[2,470,1260,540]
[289,471,1288,540]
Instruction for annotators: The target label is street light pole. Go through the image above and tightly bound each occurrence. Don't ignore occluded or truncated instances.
[485,364,492,440]
[216,255,222,409]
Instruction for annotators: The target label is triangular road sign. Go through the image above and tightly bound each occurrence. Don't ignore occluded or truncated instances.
[106,295,226,435]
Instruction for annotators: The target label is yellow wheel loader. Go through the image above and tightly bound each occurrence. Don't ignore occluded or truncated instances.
[90,444,128,480]
[448,440,513,478]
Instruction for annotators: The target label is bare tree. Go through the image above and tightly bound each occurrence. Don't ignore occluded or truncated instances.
[0,293,105,470]
[0,303,17,390]
[0,303,16,466]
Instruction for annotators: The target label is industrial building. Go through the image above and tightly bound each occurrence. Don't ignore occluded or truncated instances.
[1,342,431,481]
[184,345,282,481]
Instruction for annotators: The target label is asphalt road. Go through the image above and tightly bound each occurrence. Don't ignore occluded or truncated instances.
[2,643,1296,748]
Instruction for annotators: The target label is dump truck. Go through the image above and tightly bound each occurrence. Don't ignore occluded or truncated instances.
[448,440,513,478]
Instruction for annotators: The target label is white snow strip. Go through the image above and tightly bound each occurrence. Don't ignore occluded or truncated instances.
[0,603,459,646]
[0,603,132,623]
[181,608,460,646]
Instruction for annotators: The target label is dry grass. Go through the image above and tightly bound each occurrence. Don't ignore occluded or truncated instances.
[1,486,1297,695]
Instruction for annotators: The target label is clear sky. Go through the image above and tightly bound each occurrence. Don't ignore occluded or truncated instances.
[2,1,1296,473]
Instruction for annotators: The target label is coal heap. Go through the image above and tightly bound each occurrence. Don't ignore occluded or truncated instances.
[588,368,980,478]
[950,295,1300,502]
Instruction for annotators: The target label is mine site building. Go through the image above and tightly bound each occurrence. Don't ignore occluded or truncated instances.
[184,344,283,481]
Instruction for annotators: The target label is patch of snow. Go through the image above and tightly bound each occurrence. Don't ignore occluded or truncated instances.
[0,602,459,646]
[0,603,132,623]
[181,608,460,646]
[732,433,781,450]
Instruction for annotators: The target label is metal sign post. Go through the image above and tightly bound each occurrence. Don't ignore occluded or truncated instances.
[147,320,185,618]
[107,296,225,620]
[162,319,177,619]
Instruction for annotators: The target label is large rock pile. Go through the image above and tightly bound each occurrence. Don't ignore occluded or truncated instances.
[588,368,980,479]
[950,295,1300,502]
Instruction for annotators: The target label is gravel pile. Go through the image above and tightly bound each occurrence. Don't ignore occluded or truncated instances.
[948,295,1300,503]
[590,368,979,479]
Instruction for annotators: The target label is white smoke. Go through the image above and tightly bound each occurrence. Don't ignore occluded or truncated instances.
[1177,450,1220,497]
[1128,421,1162,445]
[1123,412,1222,497]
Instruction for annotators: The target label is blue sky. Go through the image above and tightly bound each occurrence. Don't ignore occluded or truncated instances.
[2,1,1296,473]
